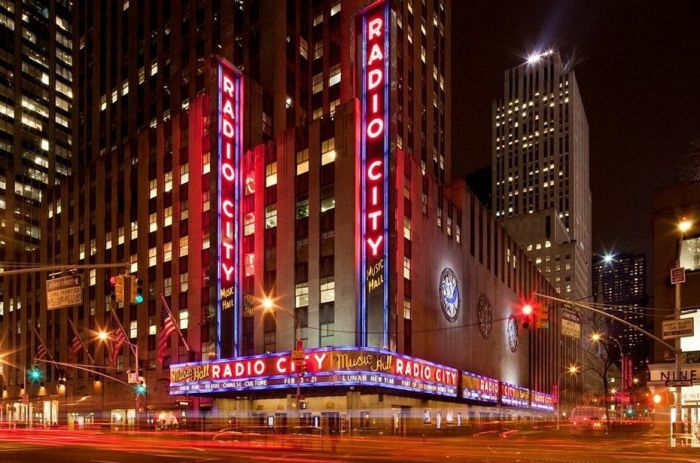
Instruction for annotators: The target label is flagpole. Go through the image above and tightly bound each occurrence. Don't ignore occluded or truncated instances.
[67,317,95,365]
[109,308,136,357]
[33,326,54,360]
[159,293,191,352]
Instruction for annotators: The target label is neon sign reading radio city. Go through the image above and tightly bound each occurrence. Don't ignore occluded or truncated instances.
[363,11,386,258]
[216,60,242,356]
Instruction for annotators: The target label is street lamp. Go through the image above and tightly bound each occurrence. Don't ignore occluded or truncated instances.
[672,218,692,440]
[556,364,580,430]
[97,330,109,342]
[259,295,304,419]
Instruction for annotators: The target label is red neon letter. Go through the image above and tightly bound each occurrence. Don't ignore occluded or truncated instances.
[221,163,235,182]
[222,76,235,97]
[368,210,382,230]
[367,44,384,66]
[222,199,234,218]
[368,69,383,90]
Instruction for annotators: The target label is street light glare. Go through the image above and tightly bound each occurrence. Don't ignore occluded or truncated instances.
[97,330,109,341]
[521,304,533,316]
[678,218,693,233]
[591,332,601,342]
[261,297,274,311]
[567,364,580,375]
[602,253,614,264]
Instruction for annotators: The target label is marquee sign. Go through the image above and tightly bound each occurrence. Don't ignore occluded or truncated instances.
[461,371,499,403]
[500,382,530,408]
[357,0,390,347]
[170,347,458,398]
[530,390,554,411]
[216,59,243,357]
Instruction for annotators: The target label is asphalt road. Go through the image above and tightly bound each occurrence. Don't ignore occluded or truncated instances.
[0,426,697,463]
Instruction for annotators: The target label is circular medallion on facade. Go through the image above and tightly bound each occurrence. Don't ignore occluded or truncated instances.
[477,293,493,339]
[439,268,460,322]
[507,314,519,352]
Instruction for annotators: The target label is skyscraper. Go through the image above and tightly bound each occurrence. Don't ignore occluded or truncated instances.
[0,0,73,256]
[592,253,650,376]
[491,49,591,301]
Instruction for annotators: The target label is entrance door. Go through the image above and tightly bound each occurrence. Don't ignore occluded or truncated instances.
[322,412,340,436]
[392,406,410,435]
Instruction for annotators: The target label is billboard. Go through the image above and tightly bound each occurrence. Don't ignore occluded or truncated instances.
[357,0,391,348]
[500,382,530,408]
[216,59,243,357]
[170,347,458,398]
[461,371,499,403]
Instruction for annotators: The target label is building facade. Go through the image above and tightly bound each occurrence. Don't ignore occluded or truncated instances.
[2,0,562,433]
[592,252,650,377]
[491,50,592,302]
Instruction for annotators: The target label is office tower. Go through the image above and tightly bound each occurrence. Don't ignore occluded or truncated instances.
[492,49,591,301]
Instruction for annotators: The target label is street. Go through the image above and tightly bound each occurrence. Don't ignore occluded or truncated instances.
[0,426,697,463]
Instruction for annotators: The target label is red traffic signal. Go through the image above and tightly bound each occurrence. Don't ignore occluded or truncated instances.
[518,299,535,329]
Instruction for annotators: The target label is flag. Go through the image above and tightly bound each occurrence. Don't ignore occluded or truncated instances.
[68,335,83,362]
[35,342,49,361]
[157,304,177,366]
[108,311,129,367]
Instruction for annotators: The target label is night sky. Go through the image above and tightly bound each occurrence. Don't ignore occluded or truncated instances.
[452,0,700,262]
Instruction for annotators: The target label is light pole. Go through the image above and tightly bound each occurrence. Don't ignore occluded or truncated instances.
[673,218,692,440]
[556,364,580,430]
[261,296,303,420]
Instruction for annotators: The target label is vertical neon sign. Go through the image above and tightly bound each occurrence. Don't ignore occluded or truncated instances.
[358,0,390,348]
[217,60,243,358]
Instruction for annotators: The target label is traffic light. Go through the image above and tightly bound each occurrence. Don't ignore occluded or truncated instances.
[130,276,144,304]
[110,275,125,304]
[536,304,550,329]
[28,366,42,383]
[135,380,146,395]
[520,303,534,329]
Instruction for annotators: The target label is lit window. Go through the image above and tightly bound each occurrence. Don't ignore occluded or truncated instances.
[295,283,309,308]
[320,278,335,303]
[299,37,308,60]
[163,242,172,262]
[202,152,210,174]
[180,236,188,256]
[313,42,323,60]
[131,221,138,239]
[149,213,158,232]
[180,163,189,184]
[296,149,309,175]
[118,226,125,245]
[312,73,323,94]
[321,138,336,165]
[203,191,210,212]
[313,14,323,26]
[403,298,411,320]
[149,317,157,335]
[105,232,112,250]
[179,310,189,330]
[403,256,411,280]
[180,273,188,292]
[130,320,137,339]
[404,217,411,240]
[244,253,254,277]
[149,179,157,198]
[265,205,277,229]
[265,162,277,187]
[244,212,255,236]
[330,1,341,16]
[164,207,173,227]
[328,65,341,87]
[149,247,157,267]
[89,269,96,286]
[164,171,173,192]
[321,196,335,212]
[296,199,309,219]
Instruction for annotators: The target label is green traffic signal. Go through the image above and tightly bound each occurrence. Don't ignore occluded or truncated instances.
[28,367,42,383]
[135,382,146,394]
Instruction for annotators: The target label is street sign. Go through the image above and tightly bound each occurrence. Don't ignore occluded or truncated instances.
[662,318,695,340]
[681,351,700,364]
[561,309,581,339]
[671,267,686,285]
[666,379,693,387]
[127,372,138,384]
[46,275,82,310]
[291,350,305,361]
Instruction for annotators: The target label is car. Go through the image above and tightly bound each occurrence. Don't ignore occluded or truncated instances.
[569,406,607,433]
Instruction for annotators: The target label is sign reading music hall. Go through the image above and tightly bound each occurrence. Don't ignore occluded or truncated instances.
[357,0,390,347]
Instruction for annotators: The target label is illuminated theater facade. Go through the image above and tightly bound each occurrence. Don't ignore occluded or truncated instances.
[169,0,561,431]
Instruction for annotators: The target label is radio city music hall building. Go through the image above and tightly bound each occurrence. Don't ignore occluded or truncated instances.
[3,0,566,431]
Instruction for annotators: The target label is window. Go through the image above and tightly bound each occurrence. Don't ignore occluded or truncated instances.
[164,171,173,192]
[149,178,158,198]
[265,205,277,229]
[164,207,173,227]
[295,283,309,308]
[118,226,125,245]
[149,317,157,335]
[149,247,157,267]
[202,152,210,174]
[180,163,189,184]
[320,303,334,346]
[296,199,309,219]
[321,196,335,212]
[244,212,255,236]
[328,65,341,87]
[244,253,254,277]
[296,149,309,175]
[89,269,96,286]
[149,212,158,232]
[455,223,461,244]
[320,277,335,303]
[164,242,172,262]
[179,310,189,330]
[180,236,188,256]
[403,217,411,240]
[265,162,277,187]
[130,320,137,339]
[437,207,442,228]
[203,191,210,211]
[299,37,308,60]
[321,138,336,165]
[330,1,341,16]
[312,73,323,94]
[403,256,411,280]
[313,42,323,60]
[179,273,188,292]
[164,277,172,297]
[403,298,411,320]
[131,221,138,239]
[180,200,189,220]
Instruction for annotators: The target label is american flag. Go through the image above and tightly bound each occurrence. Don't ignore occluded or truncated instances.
[157,304,177,366]
[108,311,129,367]
[68,335,83,362]
[35,342,49,361]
